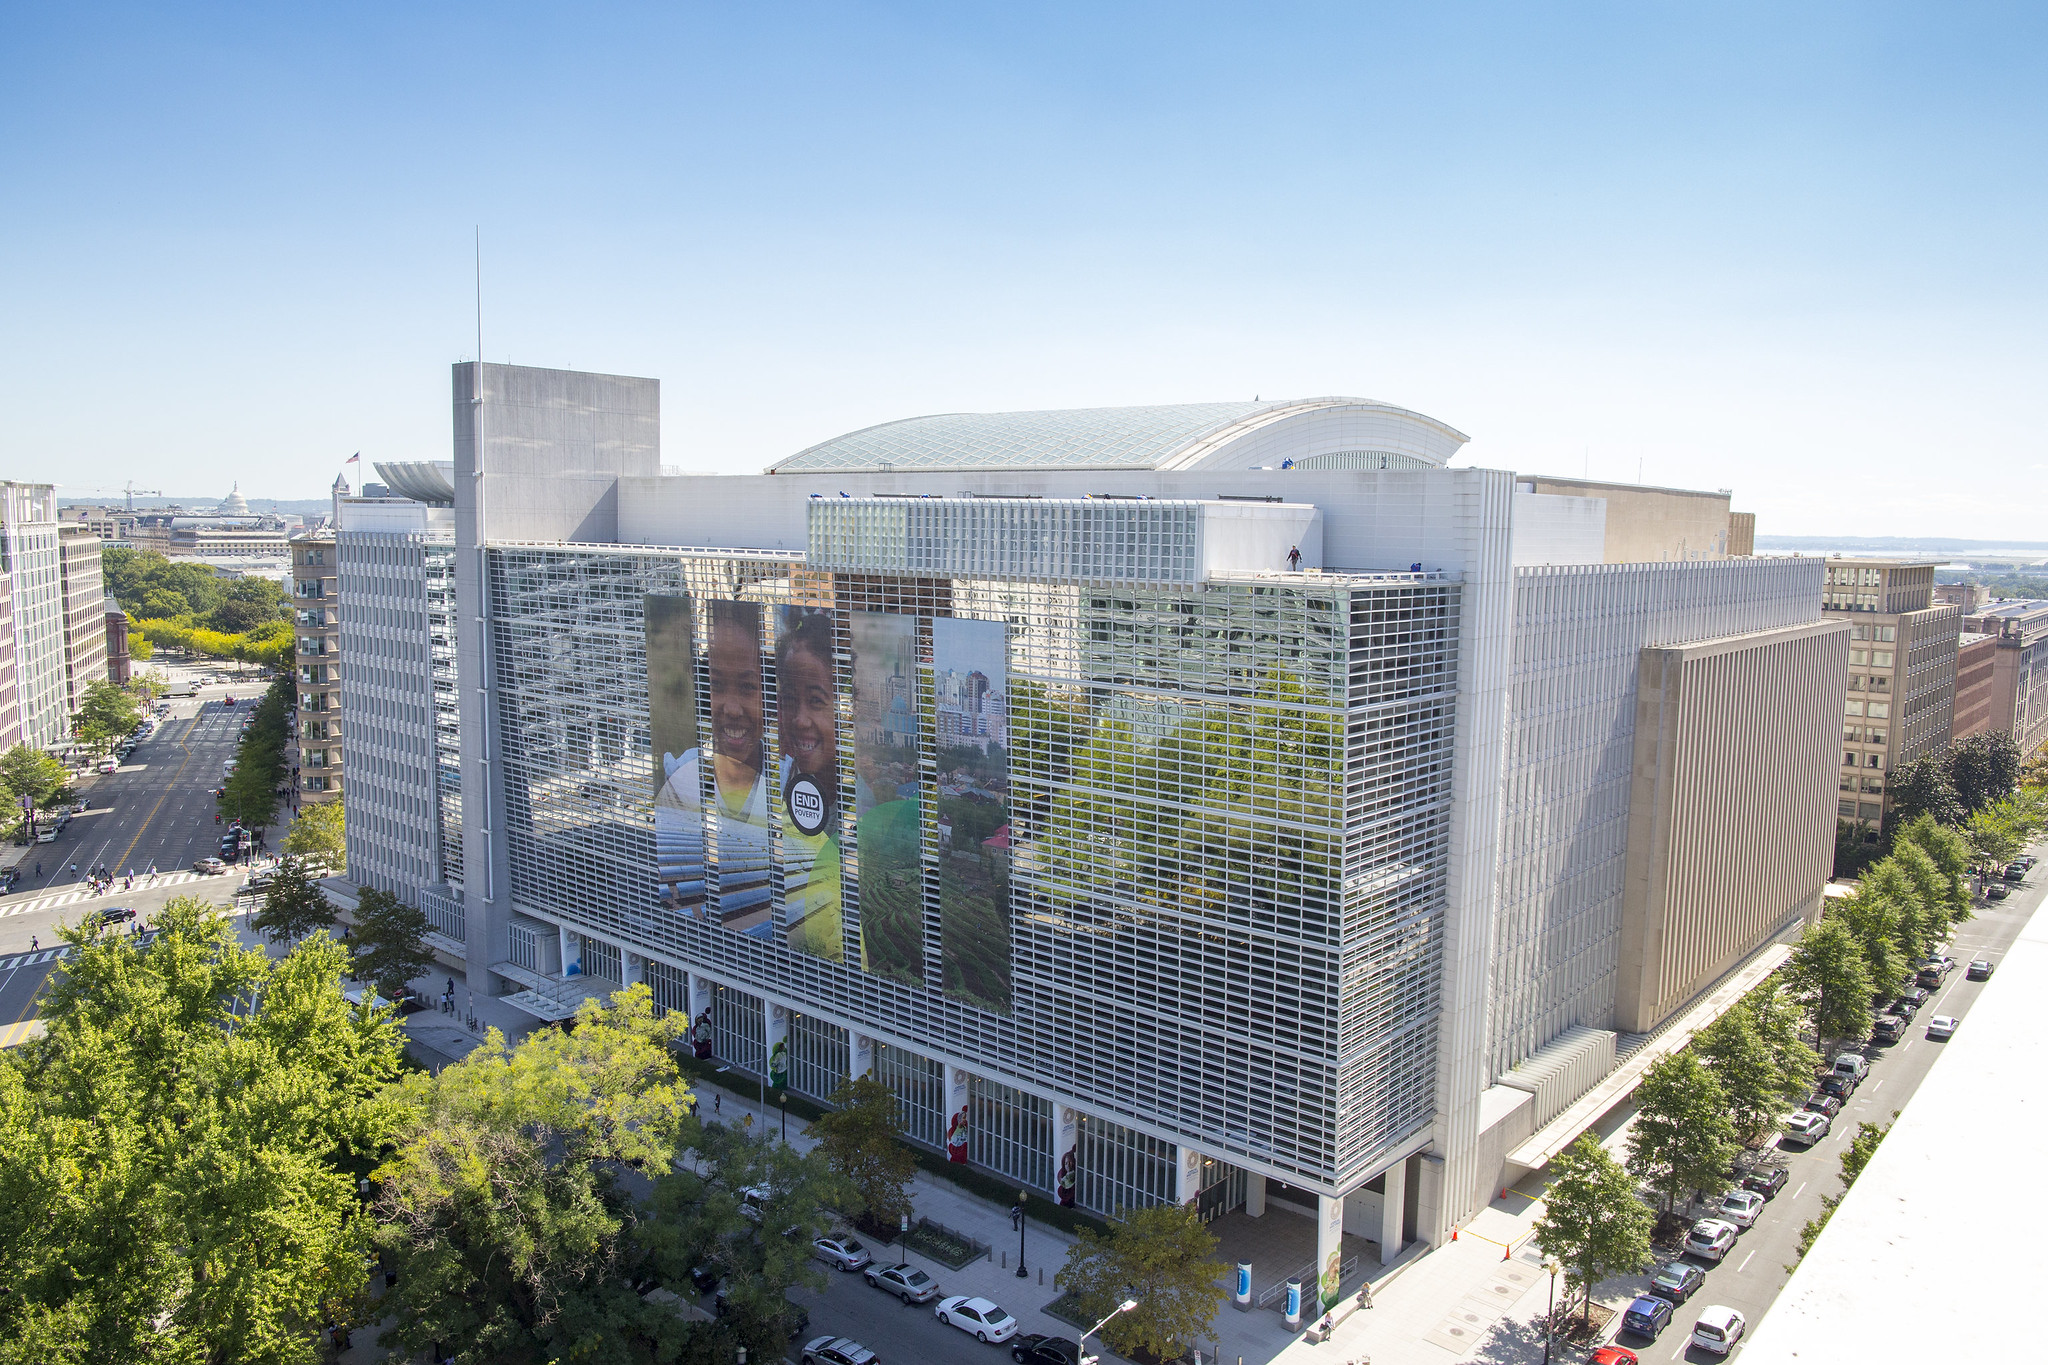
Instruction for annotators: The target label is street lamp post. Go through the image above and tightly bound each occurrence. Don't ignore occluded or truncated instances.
[778,1090,787,1142]
[1542,1258,1561,1365]
[1011,1191,1028,1277]
[1079,1298,1139,1365]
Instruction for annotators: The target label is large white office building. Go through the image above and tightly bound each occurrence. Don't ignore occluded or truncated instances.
[2,483,72,748]
[339,365,1845,1304]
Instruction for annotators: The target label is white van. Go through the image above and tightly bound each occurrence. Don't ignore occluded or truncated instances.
[1691,1305,1746,1355]
[1830,1052,1869,1081]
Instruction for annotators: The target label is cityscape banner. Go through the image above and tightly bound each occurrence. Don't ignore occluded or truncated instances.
[706,599,773,935]
[776,605,842,960]
[932,615,1012,1014]
[645,594,704,913]
[849,611,923,985]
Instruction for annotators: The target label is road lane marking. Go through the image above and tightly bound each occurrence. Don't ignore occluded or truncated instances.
[1867,1079,1884,1093]
[111,706,205,876]
[1737,1250,1755,1272]
[1792,1182,1806,1199]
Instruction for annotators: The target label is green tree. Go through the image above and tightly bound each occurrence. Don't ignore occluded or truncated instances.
[1691,998,1810,1146]
[1626,1052,1740,1213]
[1887,752,1962,828]
[1831,876,1909,997]
[70,679,141,756]
[1949,732,2022,814]
[207,578,290,635]
[374,986,701,1365]
[1055,1202,1222,1361]
[1886,843,1955,960]
[1749,982,1824,1101]
[350,886,438,999]
[809,1074,918,1231]
[1966,806,2024,874]
[1786,918,1874,1052]
[0,743,68,812]
[251,855,335,944]
[0,896,405,1361]
[283,800,346,869]
[1532,1135,1655,1327]
[1893,813,1975,925]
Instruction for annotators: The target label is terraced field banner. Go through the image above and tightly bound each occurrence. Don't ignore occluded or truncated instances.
[850,611,924,985]
[645,594,704,913]
[776,605,842,961]
[931,616,1011,1014]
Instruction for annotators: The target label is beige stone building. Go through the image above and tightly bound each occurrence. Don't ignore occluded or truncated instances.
[55,524,108,720]
[1518,475,1735,562]
[1962,599,2048,760]
[292,532,342,802]
[1822,559,1961,837]
[1951,631,2000,739]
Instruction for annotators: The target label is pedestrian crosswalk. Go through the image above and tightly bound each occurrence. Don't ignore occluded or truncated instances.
[0,945,74,972]
[0,870,236,918]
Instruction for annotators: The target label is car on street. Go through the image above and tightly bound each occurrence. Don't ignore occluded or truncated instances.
[94,906,137,926]
[1620,1295,1675,1341]
[935,1295,1019,1343]
[865,1263,941,1304]
[1715,1189,1766,1228]
[1927,1015,1958,1040]
[1588,1349,1639,1365]
[224,696,237,707]
[1817,1072,1859,1100]
[1829,1052,1869,1081]
[1987,883,2011,900]
[36,829,57,843]
[1870,1015,1904,1044]
[1784,1110,1832,1145]
[812,1236,872,1271]
[96,759,118,774]
[2002,864,2025,882]
[1741,1163,1789,1198]
[801,1337,878,1365]
[1890,987,1928,1016]
[1916,956,1954,988]
[1009,1334,1081,1365]
[1647,1260,1706,1305]
[1682,1219,1738,1262]
[193,857,228,875]
[1691,1305,1747,1356]
[1968,957,1995,980]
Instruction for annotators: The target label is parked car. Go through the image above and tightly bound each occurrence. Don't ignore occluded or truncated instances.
[1916,956,1954,988]
[96,759,118,774]
[1682,1219,1738,1262]
[812,1236,872,1271]
[36,829,58,843]
[1588,1349,1640,1365]
[1829,1052,1869,1081]
[865,1264,941,1304]
[1967,957,1995,980]
[1741,1163,1789,1198]
[2002,864,2025,882]
[1817,1072,1859,1100]
[935,1296,1019,1344]
[1646,1260,1706,1305]
[1870,1016,1904,1044]
[1987,883,2011,900]
[1784,1111,1831,1146]
[801,1338,879,1365]
[1714,1189,1766,1229]
[1009,1335,1081,1365]
[1926,1015,1958,1040]
[193,857,228,875]
[1621,1295,1675,1341]
[1890,987,1928,1016]
[1691,1305,1747,1356]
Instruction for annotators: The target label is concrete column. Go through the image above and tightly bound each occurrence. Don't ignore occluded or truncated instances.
[1379,1158,1407,1265]
[558,925,581,978]
[943,1063,972,1163]
[1317,1192,1345,1313]
[1416,1152,1447,1248]
[766,1002,789,1091]
[1176,1146,1204,1207]
[1054,1105,1080,1208]
[1245,1172,1267,1217]
[850,1030,875,1079]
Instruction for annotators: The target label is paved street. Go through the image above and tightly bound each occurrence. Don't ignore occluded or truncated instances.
[0,669,279,1040]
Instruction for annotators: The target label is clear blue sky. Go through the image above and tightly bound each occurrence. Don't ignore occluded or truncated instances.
[2,2,2042,537]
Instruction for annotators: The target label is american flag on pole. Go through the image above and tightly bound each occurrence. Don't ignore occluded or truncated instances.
[345,452,360,465]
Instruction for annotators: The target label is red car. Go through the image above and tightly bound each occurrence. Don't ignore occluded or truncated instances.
[1590,1348,1639,1365]
[223,696,237,707]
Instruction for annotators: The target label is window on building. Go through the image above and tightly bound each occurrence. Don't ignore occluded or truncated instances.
[1872,650,1894,666]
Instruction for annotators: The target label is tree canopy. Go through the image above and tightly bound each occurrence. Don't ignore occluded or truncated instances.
[1786,917,1874,1050]
[350,887,438,999]
[1533,1135,1654,1325]
[0,897,405,1362]
[1626,1052,1739,1213]
[1055,1202,1222,1361]
[103,547,289,635]
[70,678,142,756]
[251,855,335,944]
[282,800,345,870]
[809,1074,918,1232]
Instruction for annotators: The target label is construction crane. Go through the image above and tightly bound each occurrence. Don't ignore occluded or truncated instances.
[91,481,164,512]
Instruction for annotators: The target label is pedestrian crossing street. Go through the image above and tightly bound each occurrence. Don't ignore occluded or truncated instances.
[0,944,74,972]
[0,869,243,918]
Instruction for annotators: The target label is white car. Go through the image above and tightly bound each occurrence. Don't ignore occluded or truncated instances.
[812,1235,872,1271]
[96,759,118,774]
[1926,1015,1958,1040]
[1783,1110,1831,1146]
[1714,1189,1766,1228]
[864,1263,940,1303]
[1691,1304,1747,1355]
[1682,1219,1738,1262]
[935,1295,1018,1344]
